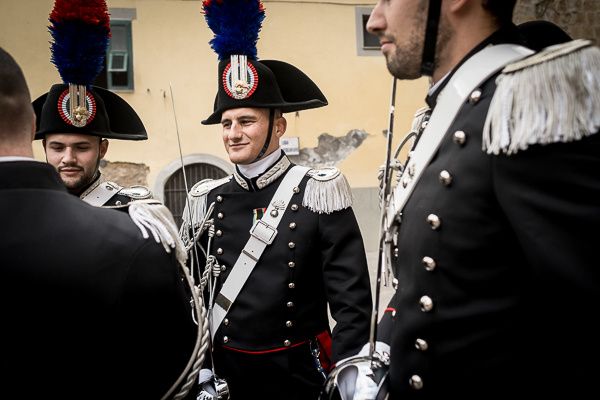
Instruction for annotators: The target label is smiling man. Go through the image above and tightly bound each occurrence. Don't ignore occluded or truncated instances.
[179,2,372,399]
[182,58,372,400]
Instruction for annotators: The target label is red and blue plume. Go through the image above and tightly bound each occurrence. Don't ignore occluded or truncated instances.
[49,0,111,86]
[202,0,265,60]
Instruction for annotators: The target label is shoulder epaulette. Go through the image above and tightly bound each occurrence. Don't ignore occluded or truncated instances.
[119,185,152,200]
[483,39,600,155]
[128,199,187,266]
[181,176,232,230]
[190,176,231,197]
[303,167,353,214]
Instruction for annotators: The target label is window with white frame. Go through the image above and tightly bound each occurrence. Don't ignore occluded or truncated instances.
[94,8,135,90]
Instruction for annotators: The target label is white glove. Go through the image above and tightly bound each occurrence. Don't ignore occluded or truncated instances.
[197,369,217,400]
[357,341,390,357]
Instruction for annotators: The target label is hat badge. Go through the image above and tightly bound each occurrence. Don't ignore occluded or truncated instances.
[222,55,258,100]
[57,85,96,128]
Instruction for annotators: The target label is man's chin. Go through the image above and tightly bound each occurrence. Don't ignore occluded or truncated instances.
[228,152,255,165]
[61,178,87,193]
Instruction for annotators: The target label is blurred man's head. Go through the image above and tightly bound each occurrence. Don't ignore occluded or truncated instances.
[366,0,517,81]
[0,47,34,157]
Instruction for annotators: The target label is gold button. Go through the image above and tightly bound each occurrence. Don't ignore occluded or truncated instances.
[422,256,436,271]
[419,295,434,312]
[289,222,296,230]
[288,242,295,249]
[284,340,291,347]
[216,230,222,237]
[223,318,229,326]
[409,375,423,390]
[293,187,300,193]
[217,212,224,219]
[426,214,441,230]
[439,170,452,186]
[216,195,223,203]
[270,209,279,217]
[415,338,428,351]
[453,130,466,145]
[287,301,294,308]
[288,283,295,289]
[288,261,295,268]
[286,320,293,328]
[216,248,223,255]
[291,204,299,211]
[223,336,229,343]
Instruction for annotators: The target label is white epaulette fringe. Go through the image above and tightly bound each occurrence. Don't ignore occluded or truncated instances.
[483,39,600,155]
[128,199,188,266]
[180,176,232,231]
[303,167,353,214]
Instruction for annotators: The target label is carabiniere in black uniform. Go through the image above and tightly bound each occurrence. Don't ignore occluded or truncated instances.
[184,152,371,398]
[378,23,600,399]
[184,4,373,396]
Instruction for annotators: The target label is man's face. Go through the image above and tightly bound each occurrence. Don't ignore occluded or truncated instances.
[367,0,428,79]
[43,133,108,194]
[220,107,285,165]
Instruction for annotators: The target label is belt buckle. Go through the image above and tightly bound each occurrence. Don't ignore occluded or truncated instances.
[249,219,278,245]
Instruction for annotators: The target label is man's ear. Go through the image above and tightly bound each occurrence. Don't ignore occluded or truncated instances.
[275,115,287,139]
[99,138,109,159]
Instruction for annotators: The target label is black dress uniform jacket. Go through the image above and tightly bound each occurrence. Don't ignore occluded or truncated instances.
[379,26,600,398]
[186,154,372,399]
[0,161,196,399]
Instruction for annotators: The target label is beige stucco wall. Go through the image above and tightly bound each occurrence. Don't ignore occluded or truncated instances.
[0,0,428,191]
[6,0,594,250]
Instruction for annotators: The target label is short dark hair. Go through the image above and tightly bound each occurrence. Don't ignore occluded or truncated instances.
[482,0,517,26]
[0,47,32,135]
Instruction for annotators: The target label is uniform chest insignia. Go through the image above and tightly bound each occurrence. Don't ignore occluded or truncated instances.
[269,199,286,217]
[253,207,266,224]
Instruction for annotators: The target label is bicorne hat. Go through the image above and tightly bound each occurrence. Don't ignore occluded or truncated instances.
[201,0,327,125]
[33,0,146,141]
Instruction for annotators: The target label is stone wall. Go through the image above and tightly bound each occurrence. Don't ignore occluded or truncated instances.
[514,0,599,44]
[99,160,149,187]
